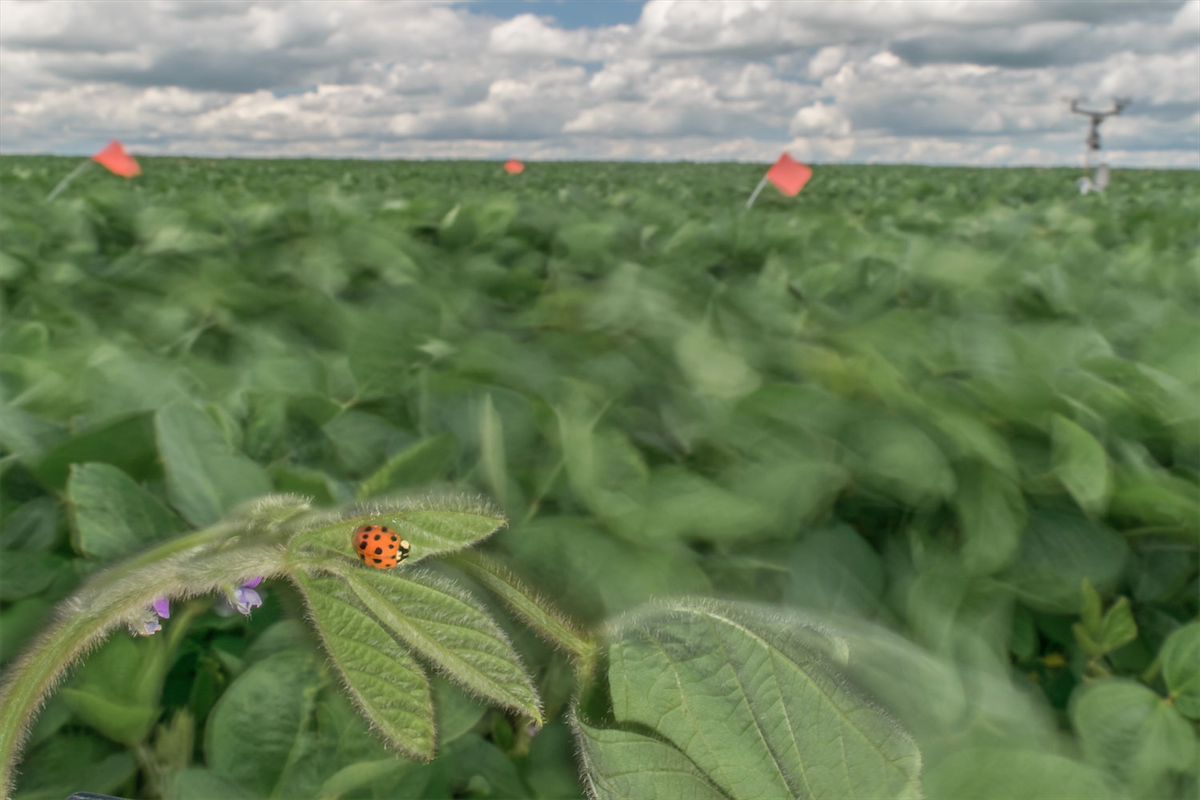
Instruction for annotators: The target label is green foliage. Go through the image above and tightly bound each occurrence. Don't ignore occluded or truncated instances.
[2,157,1198,799]
[601,599,921,799]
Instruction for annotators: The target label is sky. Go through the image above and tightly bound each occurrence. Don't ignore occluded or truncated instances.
[0,0,1197,166]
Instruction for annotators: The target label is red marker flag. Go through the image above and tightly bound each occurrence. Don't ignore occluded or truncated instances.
[46,139,142,201]
[92,140,141,177]
[746,152,812,208]
[504,159,525,174]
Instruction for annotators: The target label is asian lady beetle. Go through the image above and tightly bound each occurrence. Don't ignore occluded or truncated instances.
[353,525,410,569]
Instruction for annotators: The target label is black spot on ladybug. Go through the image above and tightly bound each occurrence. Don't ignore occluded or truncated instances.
[381,527,389,532]
[358,541,366,549]
[375,547,383,555]
[374,534,381,540]
[373,558,382,564]
[390,534,397,542]
[363,525,373,531]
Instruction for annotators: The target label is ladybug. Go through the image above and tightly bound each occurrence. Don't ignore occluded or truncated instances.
[352,525,410,569]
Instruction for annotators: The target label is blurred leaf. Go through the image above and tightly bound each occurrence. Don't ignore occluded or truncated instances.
[995,510,1128,614]
[1050,414,1111,514]
[924,748,1116,800]
[0,551,65,601]
[609,599,921,799]
[432,673,486,747]
[1071,679,1197,797]
[356,433,455,500]
[0,597,50,664]
[294,572,435,759]
[156,402,272,527]
[33,412,158,490]
[341,566,542,724]
[61,632,171,745]
[505,516,710,622]
[526,720,585,800]
[675,324,761,399]
[953,462,1026,576]
[168,768,254,800]
[1161,622,1200,719]
[844,417,956,507]
[67,462,184,560]
[0,496,60,552]
[784,523,885,616]
[205,649,325,797]
[12,732,136,800]
[574,717,726,800]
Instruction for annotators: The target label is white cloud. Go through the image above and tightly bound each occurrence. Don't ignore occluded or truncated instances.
[0,0,1195,166]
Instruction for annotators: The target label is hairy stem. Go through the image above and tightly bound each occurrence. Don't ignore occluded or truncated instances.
[0,522,285,799]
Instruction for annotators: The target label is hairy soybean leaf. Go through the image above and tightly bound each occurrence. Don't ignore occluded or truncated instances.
[156,402,272,527]
[12,732,136,800]
[925,749,1116,800]
[294,571,435,759]
[1050,414,1111,514]
[290,495,505,564]
[574,716,728,800]
[66,463,183,560]
[609,599,921,800]
[205,649,325,797]
[342,566,542,724]
[1161,622,1200,719]
[1071,679,1197,796]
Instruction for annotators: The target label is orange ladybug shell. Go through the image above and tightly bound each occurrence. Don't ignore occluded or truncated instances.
[353,525,410,569]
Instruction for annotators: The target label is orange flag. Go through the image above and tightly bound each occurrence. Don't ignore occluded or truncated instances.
[504,159,525,174]
[92,140,141,178]
[746,152,812,208]
[765,153,811,196]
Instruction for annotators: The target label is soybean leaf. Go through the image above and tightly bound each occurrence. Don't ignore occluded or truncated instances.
[1071,679,1197,797]
[156,402,272,527]
[574,716,728,800]
[316,759,411,800]
[66,463,184,560]
[995,509,1128,613]
[341,566,542,724]
[32,411,158,490]
[953,462,1026,576]
[1050,414,1111,514]
[432,674,487,747]
[293,571,435,759]
[1098,597,1137,654]
[0,551,66,601]
[527,720,586,800]
[290,494,506,565]
[169,768,255,800]
[608,598,921,800]
[0,497,60,552]
[204,649,325,797]
[1161,622,1200,719]
[924,749,1116,800]
[11,732,136,800]
[356,433,456,500]
[60,633,170,745]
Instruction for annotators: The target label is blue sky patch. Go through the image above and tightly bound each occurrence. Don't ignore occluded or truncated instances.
[457,0,645,29]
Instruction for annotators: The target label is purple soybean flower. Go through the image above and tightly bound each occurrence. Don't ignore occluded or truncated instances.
[232,576,264,616]
[135,597,171,636]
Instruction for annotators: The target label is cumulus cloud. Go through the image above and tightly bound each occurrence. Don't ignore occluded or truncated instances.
[0,0,1196,165]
